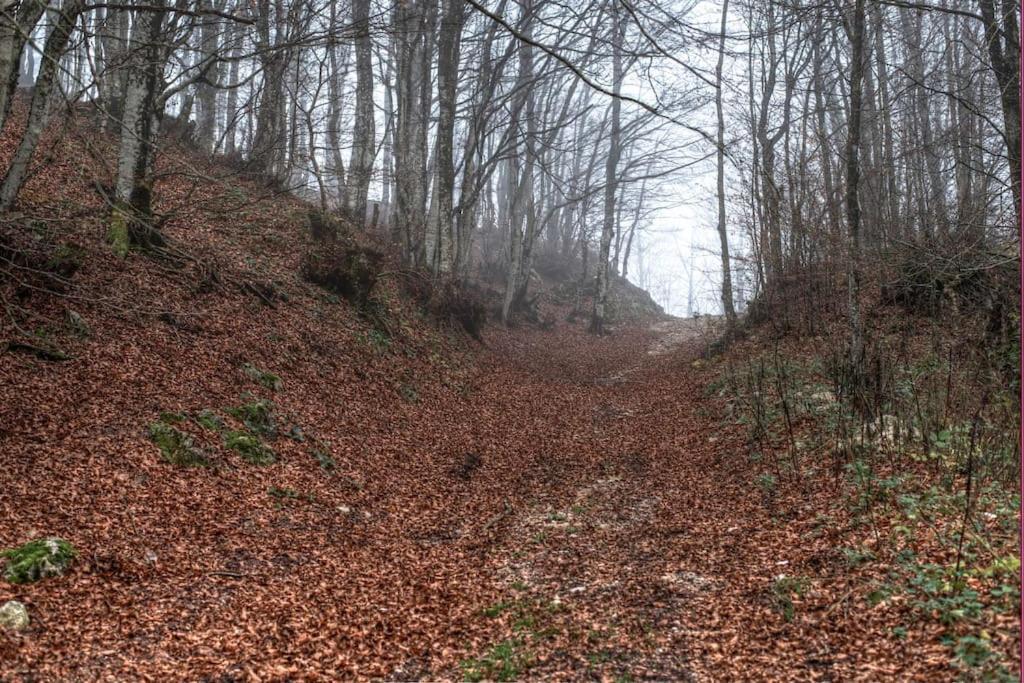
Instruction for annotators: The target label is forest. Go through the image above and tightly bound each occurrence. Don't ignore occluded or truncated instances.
[0,0,1019,679]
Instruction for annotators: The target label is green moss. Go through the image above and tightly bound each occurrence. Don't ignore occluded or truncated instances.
[1,538,75,584]
[226,397,277,436]
[461,639,532,682]
[399,383,419,403]
[312,450,335,471]
[242,363,283,391]
[108,207,131,258]
[194,409,225,432]
[148,421,208,467]
[224,430,276,465]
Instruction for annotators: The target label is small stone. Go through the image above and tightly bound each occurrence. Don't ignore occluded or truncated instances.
[65,310,90,337]
[0,600,29,631]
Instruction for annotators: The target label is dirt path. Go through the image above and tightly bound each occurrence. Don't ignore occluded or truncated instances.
[444,318,756,682]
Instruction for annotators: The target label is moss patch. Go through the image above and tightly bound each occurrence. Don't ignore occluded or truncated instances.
[242,363,283,391]
[194,409,225,432]
[461,639,533,682]
[226,397,277,436]
[108,208,131,258]
[224,430,276,465]
[148,421,208,467]
[1,538,75,584]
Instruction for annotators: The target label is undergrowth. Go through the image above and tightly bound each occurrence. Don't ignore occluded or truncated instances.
[712,317,1020,676]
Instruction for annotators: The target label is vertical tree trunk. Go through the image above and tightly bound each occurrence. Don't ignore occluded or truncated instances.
[501,0,534,324]
[97,3,129,130]
[431,0,462,273]
[347,0,376,225]
[251,0,289,182]
[195,0,225,152]
[846,0,866,366]
[0,0,84,209]
[0,0,47,133]
[715,0,736,326]
[393,0,435,263]
[223,15,242,155]
[109,0,168,256]
[589,1,622,334]
[978,0,1021,228]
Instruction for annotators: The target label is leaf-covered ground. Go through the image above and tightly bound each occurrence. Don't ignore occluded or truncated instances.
[3,302,1016,680]
[0,110,1018,680]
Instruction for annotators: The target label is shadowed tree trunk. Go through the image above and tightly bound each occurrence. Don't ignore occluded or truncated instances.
[846,0,866,366]
[346,0,376,225]
[109,0,169,256]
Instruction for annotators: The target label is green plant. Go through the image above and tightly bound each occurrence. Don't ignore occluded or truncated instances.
[399,383,418,403]
[461,639,531,682]
[482,601,513,618]
[366,328,391,353]
[839,546,876,568]
[1,538,75,584]
[770,575,809,622]
[312,450,336,471]
[950,633,1016,680]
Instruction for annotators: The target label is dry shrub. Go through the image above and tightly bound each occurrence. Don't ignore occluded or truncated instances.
[300,238,384,310]
[880,236,1018,332]
[401,271,488,340]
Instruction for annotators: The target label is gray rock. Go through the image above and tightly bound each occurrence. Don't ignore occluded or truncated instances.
[0,600,29,631]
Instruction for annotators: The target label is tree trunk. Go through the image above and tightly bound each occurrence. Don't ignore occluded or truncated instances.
[846,0,866,366]
[431,0,462,273]
[0,0,83,209]
[978,0,1021,228]
[109,0,168,256]
[715,0,736,326]
[347,0,376,225]
[0,0,47,133]
[589,2,622,335]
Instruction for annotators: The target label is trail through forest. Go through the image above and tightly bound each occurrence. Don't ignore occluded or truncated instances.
[2,309,962,680]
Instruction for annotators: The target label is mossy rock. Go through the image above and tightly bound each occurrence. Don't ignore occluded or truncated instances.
[224,431,276,465]
[226,397,277,436]
[1,538,75,584]
[194,409,225,432]
[242,363,283,391]
[148,421,208,467]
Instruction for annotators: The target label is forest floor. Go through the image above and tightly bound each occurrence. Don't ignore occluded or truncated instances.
[3,303,1006,681]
